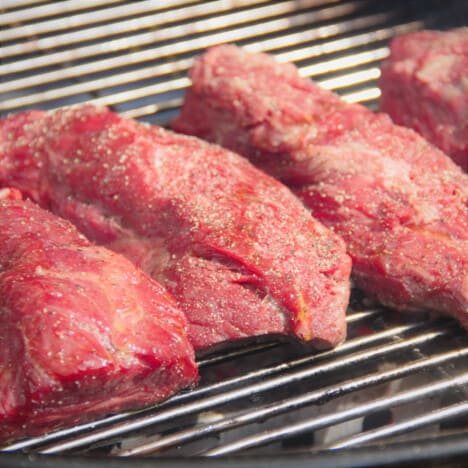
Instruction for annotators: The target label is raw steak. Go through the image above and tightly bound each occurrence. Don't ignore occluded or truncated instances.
[0,106,351,351]
[379,28,468,171]
[173,45,468,328]
[0,189,197,444]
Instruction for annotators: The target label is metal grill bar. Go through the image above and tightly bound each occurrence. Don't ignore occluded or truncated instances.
[119,20,421,119]
[204,372,468,456]
[0,310,413,452]
[0,0,124,27]
[2,2,385,115]
[120,99,183,120]
[317,68,381,90]
[0,0,343,76]
[0,0,201,43]
[0,58,194,108]
[0,19,420,115]
[88,77,191,108]
[342,308,381,323]
[1,0,47,10]
[34,325,456,453]
[328,402,468,449]
[298,47,389,77]
[116,65,382,120]
[84,41,389,109]
[342,86,381,104]
[117,342,467,456]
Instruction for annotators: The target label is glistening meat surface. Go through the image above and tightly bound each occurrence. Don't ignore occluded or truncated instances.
[0,106,351,351]
[380,28,468,172]
[173,44,468,328]
[0,189,197,444]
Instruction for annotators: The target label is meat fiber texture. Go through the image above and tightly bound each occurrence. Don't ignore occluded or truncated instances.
[0,189,197,444]
[173,44,468,329]
[0,106,351,352]
[379,28,468,172]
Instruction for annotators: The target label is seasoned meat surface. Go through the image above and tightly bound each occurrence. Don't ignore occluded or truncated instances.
[0,190,197,443]
[173,44,468,328]
[380,28,468,171]
[0,106,351,351]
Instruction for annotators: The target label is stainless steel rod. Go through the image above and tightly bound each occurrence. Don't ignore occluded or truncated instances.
[0,0,202,43]
[0,10,397,97]
[204,372,468,456]
[119,345,468,456]
[328,401,468,449]
[3,318,420,452]
[0,0,123,27]
[0,0,342,76]
[0,20,420,115]
[38,328,451,453]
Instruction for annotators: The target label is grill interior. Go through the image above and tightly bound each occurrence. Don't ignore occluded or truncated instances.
[1,0,468,465]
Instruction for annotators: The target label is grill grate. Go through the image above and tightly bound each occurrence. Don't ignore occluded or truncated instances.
[2,303,468,458]
[1,0,465,123]
[1,0,467,463]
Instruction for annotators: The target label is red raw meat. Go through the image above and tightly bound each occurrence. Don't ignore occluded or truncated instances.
[0,106,351,351]
[173,44,468,328]
[0,191,197,444]
[379,28,468,172]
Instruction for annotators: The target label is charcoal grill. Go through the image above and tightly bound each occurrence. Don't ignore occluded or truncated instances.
[1,1,467,466]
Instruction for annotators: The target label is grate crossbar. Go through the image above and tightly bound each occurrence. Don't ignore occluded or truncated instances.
[36,325,457,453]
[204,372,468,456]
